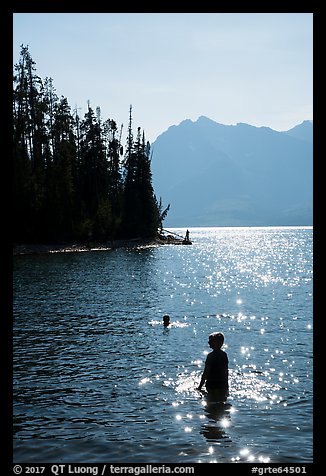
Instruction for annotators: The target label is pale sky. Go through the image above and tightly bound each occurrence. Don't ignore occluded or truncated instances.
[13,12,313,144]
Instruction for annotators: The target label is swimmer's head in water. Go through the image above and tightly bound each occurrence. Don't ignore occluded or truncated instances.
[163,315,170,326]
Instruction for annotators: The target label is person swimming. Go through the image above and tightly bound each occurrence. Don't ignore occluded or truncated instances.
[163,315,170,326]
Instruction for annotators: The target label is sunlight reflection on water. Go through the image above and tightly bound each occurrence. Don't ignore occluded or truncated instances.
[13,227,312,463]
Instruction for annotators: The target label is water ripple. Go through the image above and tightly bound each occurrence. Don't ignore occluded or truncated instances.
[13,227,313,463]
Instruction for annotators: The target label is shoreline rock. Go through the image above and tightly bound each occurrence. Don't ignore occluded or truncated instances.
[13,235,185,256]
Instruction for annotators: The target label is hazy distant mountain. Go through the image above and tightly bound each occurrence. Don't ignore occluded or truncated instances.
[151,116,313,227]
[284,120,313,144]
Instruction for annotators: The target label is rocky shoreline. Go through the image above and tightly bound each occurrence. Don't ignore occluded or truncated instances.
[13,234,185,256]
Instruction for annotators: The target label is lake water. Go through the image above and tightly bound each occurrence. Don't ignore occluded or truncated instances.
[13,227,313,464]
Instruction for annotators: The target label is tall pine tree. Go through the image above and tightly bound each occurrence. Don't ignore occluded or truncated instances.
[13,46,169,244]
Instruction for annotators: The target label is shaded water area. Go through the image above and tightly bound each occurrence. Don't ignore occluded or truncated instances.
[13,227,313,463]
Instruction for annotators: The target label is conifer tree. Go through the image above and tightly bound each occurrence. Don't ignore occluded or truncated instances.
[121,105,138,237]
[103,118,123,237]
[79,104,109,238]
[13,45,169,244]
[13,45,47,241]
[43,96,78,240]
[122,107,160,238]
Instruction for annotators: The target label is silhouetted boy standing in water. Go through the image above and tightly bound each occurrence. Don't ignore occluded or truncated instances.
[197,332,229,401]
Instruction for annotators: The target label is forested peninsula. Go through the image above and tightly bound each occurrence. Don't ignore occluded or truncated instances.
[13,45,172,253]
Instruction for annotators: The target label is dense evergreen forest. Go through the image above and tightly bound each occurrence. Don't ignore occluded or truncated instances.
[13,45,170,244]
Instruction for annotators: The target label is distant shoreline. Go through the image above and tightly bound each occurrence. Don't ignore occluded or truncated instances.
[13,235,185,256]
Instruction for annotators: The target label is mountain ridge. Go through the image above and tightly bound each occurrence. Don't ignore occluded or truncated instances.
[152,116,312,227]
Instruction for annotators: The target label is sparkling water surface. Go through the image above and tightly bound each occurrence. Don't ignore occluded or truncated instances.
[13,227,313,463]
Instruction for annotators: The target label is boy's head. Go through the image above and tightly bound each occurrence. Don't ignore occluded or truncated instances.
[208,332,224,349]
